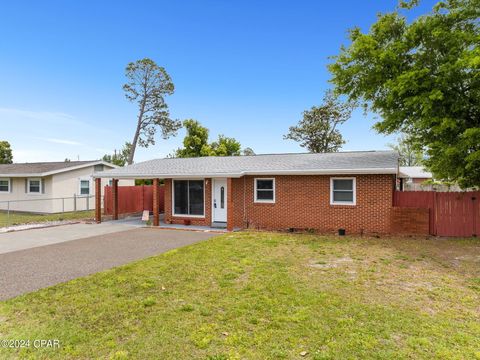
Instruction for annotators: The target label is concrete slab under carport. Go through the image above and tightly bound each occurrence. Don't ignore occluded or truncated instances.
[0,227,218,300]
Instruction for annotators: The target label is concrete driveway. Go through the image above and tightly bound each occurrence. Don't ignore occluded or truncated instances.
[0,222,143,255]
[0,227,217,300]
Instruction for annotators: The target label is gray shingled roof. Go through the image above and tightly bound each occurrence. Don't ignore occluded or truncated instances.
[94,151,399,179]
[0,160,108,177]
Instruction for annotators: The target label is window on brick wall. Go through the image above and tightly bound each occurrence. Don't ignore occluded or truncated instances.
[330,177,356,205]
[173,180,205,216]
[254,178,275,203]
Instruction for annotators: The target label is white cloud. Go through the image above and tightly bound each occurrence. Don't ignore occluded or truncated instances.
[0,107,84,125]
[42,138,83,146]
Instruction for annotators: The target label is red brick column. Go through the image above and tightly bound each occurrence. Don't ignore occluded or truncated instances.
[153,178,159,226]
[227,178,234,231]
[95,178,102,223]
[112,179,119,220]
[164,179,172,223]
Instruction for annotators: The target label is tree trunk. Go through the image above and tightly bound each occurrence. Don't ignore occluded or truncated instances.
[128,125,140,165]
[127,100,146,165]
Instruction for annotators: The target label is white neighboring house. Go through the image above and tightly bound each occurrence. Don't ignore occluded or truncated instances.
[0,160,134,213]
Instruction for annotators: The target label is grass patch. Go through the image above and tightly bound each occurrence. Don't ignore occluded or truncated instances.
[0,210,94,227]
[0,232,479,359]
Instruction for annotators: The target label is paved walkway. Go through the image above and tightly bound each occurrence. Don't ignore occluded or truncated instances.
[0,228,217,300]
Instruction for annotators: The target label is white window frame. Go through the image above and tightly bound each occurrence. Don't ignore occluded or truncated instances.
[79,178,91,196]
[27,178,42,195]
[254,178,275,203]
[330,177,356,206]
[172,179,206,218]
[0,178,10,193]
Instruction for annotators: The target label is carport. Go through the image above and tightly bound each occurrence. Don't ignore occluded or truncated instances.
[93,177,162,226]
[93,160,235,231]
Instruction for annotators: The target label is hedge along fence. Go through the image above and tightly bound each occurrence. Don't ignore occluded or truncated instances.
[103,185,164,215]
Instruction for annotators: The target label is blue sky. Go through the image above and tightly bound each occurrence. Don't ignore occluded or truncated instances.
[0,0,436,163]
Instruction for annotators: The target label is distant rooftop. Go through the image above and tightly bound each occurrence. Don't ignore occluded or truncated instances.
[0,160,112,177]
[399,166,432,179]
[95,151,399,179]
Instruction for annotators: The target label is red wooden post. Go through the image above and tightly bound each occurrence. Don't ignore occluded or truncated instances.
[153,179,159,226]
[227,178,234,231]
[95,178,102,223]
[112,179,119,220]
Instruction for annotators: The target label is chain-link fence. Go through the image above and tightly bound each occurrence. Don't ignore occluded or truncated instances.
[403,183,475,192]
[0,195,101,229]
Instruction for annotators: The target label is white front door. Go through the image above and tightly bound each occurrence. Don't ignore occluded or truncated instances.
[212,178,227,222]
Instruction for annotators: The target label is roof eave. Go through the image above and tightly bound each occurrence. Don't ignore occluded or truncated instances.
[0,160,118,178]
[93,167,398,179]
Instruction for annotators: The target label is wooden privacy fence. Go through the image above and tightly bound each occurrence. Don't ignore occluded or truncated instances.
[103,185,164,215]
[394,191,479,237]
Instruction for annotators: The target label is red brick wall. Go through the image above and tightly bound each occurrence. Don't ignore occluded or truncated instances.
[230,174,395,234]
[390,207,430,235]
[164,178,212,226]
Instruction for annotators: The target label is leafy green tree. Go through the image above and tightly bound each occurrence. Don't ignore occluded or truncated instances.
[175,119,215,158]
[0,141,13,164]
[175,119,247,158]
[329,0,480,188]
[388,134,424,166]
[102,142,132,166]
[284,90,353,153]
[123,58,181,164]
[211,135,241,156]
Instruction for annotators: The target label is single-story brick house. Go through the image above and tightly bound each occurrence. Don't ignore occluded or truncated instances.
[0,160,133,213]
[94,151,404,234]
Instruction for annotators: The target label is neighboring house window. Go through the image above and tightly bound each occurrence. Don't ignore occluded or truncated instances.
[79,179,90,195]
[254,178,275,203]
[28,178,41,194]
[108,179,113,186]
[0,178,10,193]
[173,180,204,216]
[330,177,356,205]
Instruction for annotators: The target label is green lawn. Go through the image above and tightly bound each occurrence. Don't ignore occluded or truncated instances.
[0,210,95,228]
[0,232,479,359]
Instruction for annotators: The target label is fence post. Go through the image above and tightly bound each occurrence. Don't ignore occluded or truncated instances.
[62,198,65,213]
[433,192,437,236]
[86,195,89,211]
[7,201,10,228]
[74,194,77,212]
